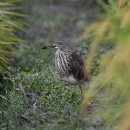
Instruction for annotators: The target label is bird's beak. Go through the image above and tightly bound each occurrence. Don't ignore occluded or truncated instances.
[55,46,58,49]
[41,44,57,49]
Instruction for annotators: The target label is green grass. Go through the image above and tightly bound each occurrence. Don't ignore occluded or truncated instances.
[0,0,25,71]
[1,66,84,130]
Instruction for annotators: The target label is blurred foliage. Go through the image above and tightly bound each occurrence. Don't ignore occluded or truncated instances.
[81,0,130,129]
[0,0,25,72]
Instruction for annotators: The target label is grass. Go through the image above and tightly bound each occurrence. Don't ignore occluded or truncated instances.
[81,1,130,130]
[0,0,25,71]
[1,66,84,130]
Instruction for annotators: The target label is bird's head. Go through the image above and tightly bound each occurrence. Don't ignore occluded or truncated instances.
[54,41,63,48]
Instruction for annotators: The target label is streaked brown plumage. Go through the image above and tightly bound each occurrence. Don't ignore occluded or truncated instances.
[42,41,89,92]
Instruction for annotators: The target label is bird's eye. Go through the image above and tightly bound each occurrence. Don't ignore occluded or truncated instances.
[56,41,62,45]
[59,41,62,45]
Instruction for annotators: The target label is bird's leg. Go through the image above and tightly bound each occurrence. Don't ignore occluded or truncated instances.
[79,85,83,94]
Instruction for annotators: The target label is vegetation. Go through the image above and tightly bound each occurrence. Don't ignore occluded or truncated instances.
[81,0,130,130]
[0,0,25,72]
[0,0,130,130]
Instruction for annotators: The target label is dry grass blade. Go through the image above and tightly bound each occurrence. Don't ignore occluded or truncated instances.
[80,0,130,129]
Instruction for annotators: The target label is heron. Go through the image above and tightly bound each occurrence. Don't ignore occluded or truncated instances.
[42,41,89,92]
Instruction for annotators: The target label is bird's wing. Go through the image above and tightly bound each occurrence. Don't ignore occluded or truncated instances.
[68,52,85,80]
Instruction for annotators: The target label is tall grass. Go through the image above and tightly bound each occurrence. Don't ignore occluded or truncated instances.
[0,0,25,72]
[81,0,130,129]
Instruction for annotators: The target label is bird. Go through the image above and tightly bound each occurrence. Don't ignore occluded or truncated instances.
[42,41,89,92]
